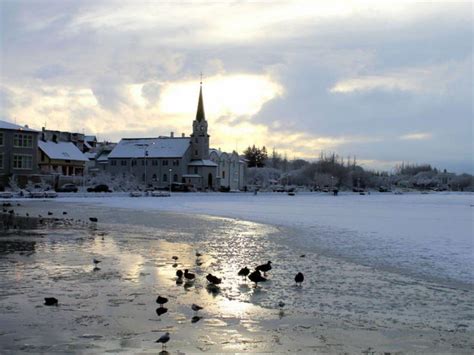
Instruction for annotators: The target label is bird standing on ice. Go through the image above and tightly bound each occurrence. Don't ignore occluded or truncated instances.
[156,295,168,307]
[248,270,267,287]
[256,261,272,276]
[155,332,170,349]
[184,269,195,281]
[238,267,250,281]
[191,303,203,314]
[295,272,304,286]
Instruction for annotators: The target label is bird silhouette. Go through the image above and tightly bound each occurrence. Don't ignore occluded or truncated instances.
[238,267,250,281]
[44,297,58,306]
[176,270,183,278]
[184,269,195,281]
[256,261,272,275]
[156,296,168,307]
[93,258,101,265]
[248,270,267,287]
[89,217,98,223]
[155,332,170,348]
[47,211,53,216]
[206,273,222,285]
[172,256,178,261]
[191,303,203,314]
[295,272,304,286]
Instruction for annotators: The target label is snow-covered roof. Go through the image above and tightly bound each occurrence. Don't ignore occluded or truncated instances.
[39,140,89,161]
[0,120,38,132]
[96,151,110,162]
[188,159,218,167]
[109,137,190,159]
[84,152,96,160]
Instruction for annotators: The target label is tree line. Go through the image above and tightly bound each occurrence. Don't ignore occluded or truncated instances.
[243,145,473,191]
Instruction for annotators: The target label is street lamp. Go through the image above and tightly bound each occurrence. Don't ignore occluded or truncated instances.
[169,168,172,194]
[144,149,149,188]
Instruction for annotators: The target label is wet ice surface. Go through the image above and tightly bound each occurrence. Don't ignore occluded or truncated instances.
[0,201,473,353]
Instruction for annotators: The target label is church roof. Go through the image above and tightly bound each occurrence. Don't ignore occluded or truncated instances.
[195,84,206,122]
[108,137,190,158]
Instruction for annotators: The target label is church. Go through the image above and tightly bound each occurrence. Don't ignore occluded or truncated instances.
[104,83,246,191]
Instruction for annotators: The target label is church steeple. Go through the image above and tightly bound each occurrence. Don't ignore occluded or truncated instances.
[191,79,210,160]
[195,81,205,122]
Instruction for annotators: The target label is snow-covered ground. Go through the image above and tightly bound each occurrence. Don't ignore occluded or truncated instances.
[59,191,473,287]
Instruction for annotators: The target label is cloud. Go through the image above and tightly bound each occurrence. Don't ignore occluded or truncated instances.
[399,132,432,141]
[0,0,472,173]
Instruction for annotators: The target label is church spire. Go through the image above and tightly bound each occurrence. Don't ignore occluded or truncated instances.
[195,78,205,122]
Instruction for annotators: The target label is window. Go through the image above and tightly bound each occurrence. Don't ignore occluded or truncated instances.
[111,160,117,166]
[194,167,198,174]
[13,134,33,148]
[142,160,147,166]
[121,160,127,166]
[162,160,168,166]
[142,173,145,181]
[172,160,180,166]
[195,150,198,155]
[0,132,3,146]
[152,174,157,182]
[131,159,137,166]
[0,154,3,169]
[152,160,158,166]
[222,171,225,179]
[173,174,178,182]
[163,174,167,182]
[13,154,33,169]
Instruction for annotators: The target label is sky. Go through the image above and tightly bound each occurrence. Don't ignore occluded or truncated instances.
[0,0,472,173]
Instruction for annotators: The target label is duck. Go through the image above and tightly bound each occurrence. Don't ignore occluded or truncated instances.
[156,295,168,307]
[155,332,170,348]
[256,261,272,275]
[184,269,195,281]
[238,267,250,280]
[295,272,304,286]
[206,273,222,285]
[248,270,267,287]
[191,303,203,314]
[44,297,58,306]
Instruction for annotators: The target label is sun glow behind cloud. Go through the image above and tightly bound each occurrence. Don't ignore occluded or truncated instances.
[158,74,283,118]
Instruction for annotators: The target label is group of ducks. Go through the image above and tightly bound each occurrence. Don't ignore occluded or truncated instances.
[153,254,306,349]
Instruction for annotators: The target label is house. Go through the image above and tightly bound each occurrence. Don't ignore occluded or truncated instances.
[38,139,89,176]
[0,120,40,187]
[209,149,247,190]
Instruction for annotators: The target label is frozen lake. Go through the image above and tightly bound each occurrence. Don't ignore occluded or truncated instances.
[0,193,473,353]
[61,192,473,287]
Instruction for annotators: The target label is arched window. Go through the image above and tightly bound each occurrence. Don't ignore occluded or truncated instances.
[163,174,167,182]
[173,174,178,182]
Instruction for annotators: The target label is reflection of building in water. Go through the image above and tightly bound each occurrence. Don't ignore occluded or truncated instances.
[104,82,247,191]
